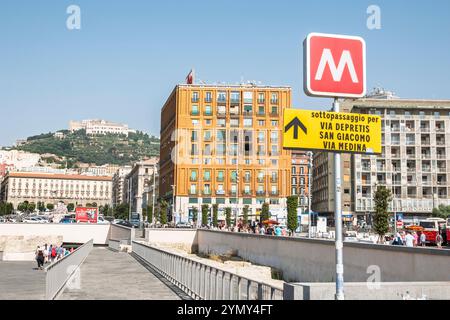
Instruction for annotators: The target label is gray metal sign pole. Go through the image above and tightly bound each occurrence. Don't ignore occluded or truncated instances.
[333,98,345,300]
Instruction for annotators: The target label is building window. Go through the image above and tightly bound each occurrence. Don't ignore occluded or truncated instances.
[191,105,199,116]
[190,184,197,194]
[217,170,224,182]
[191,130,198,142]
[203,170,211,182]
[271,93,278,104]
[204,105,212,116]
[243,118,253,127]
[217,91,226,103]
[231,171,237,182]
[230,91,240,103]
[243,92,253,103]
[204,130,212,141]
[258,93,265,103]
[192,92,199,103]
[258,120,265,126]
[271,120,278,127]
[205,91,212,103]
[271,106,278,115]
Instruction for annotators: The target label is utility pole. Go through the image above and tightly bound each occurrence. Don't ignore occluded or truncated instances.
[333,98,344,301]
[171,184,176,225]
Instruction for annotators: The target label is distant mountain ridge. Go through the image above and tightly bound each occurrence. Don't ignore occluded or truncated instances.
[14,129,160,168]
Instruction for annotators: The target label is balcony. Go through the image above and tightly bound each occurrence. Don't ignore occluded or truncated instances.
[257,111,265,117]
[229,190,237,196]
[257,178,265,183]
[191,97,199,103]
[242,190,252,196]
[217,97,227,104]
[270,99,278,104]
[216,177,224,182]
[216,190,225,195]
[189,177,197,182]
[270,191,280,196]
[244,177,251,183]
[189,190,198,195]
[270,112,279,117]
[230,98,241,105]
[258,99,265,104]
[270,178,278,183]
[202,190,212,196]
[256,191,265,196]
[204,97,212,103]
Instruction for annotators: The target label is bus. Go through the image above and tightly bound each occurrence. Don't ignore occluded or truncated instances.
[419,218,446,245]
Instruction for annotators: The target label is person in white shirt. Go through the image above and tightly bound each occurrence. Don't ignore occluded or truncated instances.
[405,232,415,247]
[420,232,427,247]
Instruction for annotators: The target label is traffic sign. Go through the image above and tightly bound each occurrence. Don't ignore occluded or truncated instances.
[304,32,366,98]
[283,109,381,154]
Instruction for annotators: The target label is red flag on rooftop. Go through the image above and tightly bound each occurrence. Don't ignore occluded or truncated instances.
[186,69,195,84]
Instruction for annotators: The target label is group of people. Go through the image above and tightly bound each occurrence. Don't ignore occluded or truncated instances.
[35,243,74,270]
[206,220,290,236]
[392,231,444,248]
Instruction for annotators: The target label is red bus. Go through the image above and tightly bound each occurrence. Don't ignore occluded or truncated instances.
[419,218,446,245]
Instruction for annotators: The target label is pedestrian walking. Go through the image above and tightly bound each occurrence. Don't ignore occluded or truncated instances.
[412,232,418,246]
[436,233,443,249]
[50,245,57,263]
[35,246,45,270]
[44,244,49,264]
[405,231,415,247]
[420,232,427,247]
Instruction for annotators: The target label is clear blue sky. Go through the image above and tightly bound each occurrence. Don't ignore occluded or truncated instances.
[1,0,449,146]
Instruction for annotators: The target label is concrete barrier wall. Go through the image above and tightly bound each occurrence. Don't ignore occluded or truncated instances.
[0,223,110,246]
[197,230,450,283]
[284,282,450,300]
[145,229,198,253]
[109,224,134,241]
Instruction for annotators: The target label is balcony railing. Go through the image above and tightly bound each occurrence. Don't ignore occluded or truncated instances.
[270,178,278,183]
[270,112,279,117]
[242,190,252,196]
[256,191,265,196]
[216,190,225,195]
[216,177,224,182]
[230,98,240,104]
[270,191,279,196]
[191,97,199,103]
[270,99,278,104]
[258,99,265,104]
[229,191,237,196]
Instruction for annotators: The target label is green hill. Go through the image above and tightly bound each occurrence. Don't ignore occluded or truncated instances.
[16,129,160,167]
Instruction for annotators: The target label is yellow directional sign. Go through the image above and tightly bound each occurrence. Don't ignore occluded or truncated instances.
[283,109,382,154]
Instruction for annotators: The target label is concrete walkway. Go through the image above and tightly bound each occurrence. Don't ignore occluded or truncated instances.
[58,247,182,300]
[0,261,46,300]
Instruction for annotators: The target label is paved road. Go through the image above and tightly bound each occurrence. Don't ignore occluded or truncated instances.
[0,261,46,300]
[58,247,182,300]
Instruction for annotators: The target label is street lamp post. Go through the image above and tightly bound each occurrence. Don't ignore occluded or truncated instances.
[171,184,176,225]
[308,151,313,238]
[152,165,157,226]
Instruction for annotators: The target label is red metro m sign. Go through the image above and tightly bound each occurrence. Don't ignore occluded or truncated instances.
[304,33,366,98]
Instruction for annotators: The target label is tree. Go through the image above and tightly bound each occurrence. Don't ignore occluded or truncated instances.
[159,200,168,225]
[242,205,249,226]
[225,207,232,227]
[37,201,46,212]
[260,202,270,222]
[18,201,29,213]
[432,205,450,219]
[373,185,392,243]
[28,202,36,213]
[0,202,13,216]
[212,204,218,227]
[100,204,112,216]
[192,207,198,225]
[67,203,75,212]
[46,203,54,211]
[86,203,93,207]
[201,204,209,226]
[287,196,299,234]
[114,203,129,220]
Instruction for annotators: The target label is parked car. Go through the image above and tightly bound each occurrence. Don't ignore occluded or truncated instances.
[114,220,134,228]
[23,217,42,223]
[97,216,110,224]
[176,222,193,229]
[59,217,76,224]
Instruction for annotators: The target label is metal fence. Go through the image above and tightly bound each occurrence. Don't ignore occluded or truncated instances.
[132,241,283,300]
[45,239,93,300]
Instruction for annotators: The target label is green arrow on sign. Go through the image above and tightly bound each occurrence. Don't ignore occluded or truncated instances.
[284,117,307,139]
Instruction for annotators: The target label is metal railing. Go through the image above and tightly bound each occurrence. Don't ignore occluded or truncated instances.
[132,241,283,300]
[45,239,93,300]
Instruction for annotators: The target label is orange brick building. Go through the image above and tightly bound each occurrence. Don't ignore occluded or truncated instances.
[159,83,292,223]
